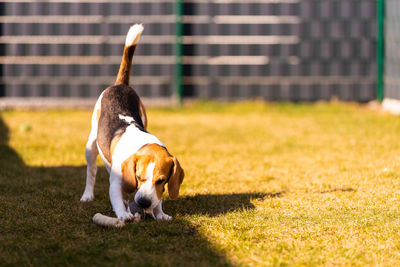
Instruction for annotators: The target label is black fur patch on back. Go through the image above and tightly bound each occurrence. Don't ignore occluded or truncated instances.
[97,84,146,163]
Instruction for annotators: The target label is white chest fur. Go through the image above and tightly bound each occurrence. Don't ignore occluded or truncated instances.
[112,125,164,167]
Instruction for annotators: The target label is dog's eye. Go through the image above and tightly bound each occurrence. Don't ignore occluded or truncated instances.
[155,179,165,185]
[136,176,142,182]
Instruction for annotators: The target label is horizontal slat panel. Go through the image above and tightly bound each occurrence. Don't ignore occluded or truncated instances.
[0,15,301,24]
[3,0,300,3]
[0,56,271,65]
[0,76,375,86]
[0,35,299,45]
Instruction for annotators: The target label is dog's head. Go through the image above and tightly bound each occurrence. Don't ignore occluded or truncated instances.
[121,144,184,212]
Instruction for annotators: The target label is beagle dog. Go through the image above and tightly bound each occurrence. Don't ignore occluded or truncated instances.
[80,24,184,222]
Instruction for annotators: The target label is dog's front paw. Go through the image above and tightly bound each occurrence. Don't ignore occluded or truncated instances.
[155,213,172,221]
[118,211,135,222]
[80,193,94,202]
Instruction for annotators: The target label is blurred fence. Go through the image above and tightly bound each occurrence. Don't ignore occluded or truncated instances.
[0,0,377,102]
[385,0,400,100]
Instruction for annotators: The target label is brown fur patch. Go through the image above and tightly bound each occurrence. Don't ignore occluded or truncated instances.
[154,175,168,199]
[110,135,122,159]
[115,45,137,85]
[121,154,137,193]
[168,156,185,199]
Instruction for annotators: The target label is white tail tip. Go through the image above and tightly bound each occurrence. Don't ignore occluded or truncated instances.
[125,24,144,47]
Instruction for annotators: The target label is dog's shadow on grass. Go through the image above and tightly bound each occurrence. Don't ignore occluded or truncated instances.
[0,116,282,266]
[165,192,283,217]
[0,116,26,171]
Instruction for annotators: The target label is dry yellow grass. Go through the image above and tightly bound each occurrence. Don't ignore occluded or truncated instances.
[1,102,400,266]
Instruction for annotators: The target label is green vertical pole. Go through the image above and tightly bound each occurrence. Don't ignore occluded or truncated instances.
[175,0,183,105]
[377,0,385,102]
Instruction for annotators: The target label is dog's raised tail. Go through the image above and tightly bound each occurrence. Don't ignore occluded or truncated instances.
[115,24,144,86]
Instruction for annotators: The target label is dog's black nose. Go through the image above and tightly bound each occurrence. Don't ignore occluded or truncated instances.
[136,198,151,209]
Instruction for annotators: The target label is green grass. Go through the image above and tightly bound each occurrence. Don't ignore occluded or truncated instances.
[1,102,400,266]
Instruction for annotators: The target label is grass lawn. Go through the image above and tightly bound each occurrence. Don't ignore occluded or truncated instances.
[1,101,400,266]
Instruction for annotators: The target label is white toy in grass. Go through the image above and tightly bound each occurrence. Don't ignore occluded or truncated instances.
[92,200,144,228]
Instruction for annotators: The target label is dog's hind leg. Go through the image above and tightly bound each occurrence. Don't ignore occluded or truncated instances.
[81,94,103,202]
[80,134,98,202]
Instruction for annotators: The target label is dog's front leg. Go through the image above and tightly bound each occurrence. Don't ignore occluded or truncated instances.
[109,172,135,222]
[153,200,172,221]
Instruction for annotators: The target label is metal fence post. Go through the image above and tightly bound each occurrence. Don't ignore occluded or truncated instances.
[377,0,385,102]
[175,0,183,105]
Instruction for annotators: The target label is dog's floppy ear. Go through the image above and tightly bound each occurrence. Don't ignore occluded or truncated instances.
[168,156,184,199]
[121,154,138,193]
